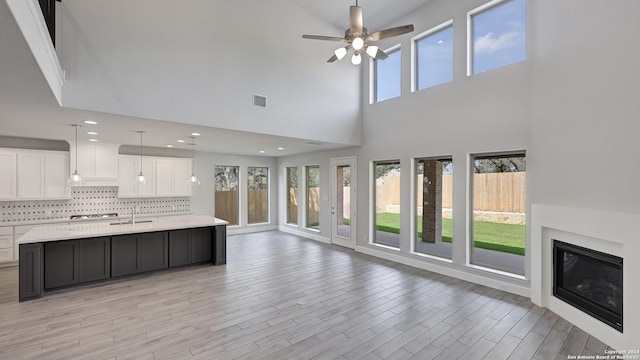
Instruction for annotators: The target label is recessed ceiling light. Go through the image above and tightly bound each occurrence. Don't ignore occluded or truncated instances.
[177,140,186,143]
[87,131,98,135]
[83,120,98,125]
[259,150,266,154]
[166,145,174,148]
[277,147,284,150]
[88,139,98,142]
[190,132,200,136]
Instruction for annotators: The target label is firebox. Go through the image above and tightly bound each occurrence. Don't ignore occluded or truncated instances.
[553,240,623,332]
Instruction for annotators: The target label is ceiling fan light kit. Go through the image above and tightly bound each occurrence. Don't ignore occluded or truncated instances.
[302,1,414,65]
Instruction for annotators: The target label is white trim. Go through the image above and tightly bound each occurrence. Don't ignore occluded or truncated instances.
[226,225,277,236]
[279,225,330,244]
[411,19,454,92]
[6,0,64,105]
[356,245,530,297]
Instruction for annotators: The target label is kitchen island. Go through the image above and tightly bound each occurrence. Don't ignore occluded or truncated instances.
[17,215,227,301]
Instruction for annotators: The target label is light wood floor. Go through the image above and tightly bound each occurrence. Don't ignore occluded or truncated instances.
[0,231,610,360]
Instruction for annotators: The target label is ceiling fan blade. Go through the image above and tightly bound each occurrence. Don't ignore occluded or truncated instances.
[327,54,339,63]
[366,24,414,41]
[349,6,363,36]
[302,35,345,41]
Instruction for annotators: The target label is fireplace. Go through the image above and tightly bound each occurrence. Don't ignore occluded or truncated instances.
[553,240,623,332]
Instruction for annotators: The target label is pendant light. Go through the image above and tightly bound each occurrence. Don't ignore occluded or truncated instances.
[136,131,147,185]
[188,136,200,185]
[69,124,82,185]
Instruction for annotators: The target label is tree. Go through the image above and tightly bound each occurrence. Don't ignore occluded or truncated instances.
[215,166,238,191]
[473,156,526,173]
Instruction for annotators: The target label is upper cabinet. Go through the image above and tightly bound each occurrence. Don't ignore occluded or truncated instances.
[118,155,190,198]
[0,149,70,201]
[17,152,45,199]
[71,142,119,186]
[0,150,17,200]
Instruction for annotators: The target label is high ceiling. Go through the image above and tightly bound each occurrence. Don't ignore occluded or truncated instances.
[0,0,432,156]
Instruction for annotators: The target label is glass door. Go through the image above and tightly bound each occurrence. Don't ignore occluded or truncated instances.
[330,157,356,249]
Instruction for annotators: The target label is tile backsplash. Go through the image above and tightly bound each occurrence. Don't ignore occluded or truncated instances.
[0,187,190,224]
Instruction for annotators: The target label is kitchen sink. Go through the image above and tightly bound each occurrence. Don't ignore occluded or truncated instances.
[110,220,153,226]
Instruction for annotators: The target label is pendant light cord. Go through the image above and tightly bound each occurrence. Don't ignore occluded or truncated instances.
[75,125,78,171]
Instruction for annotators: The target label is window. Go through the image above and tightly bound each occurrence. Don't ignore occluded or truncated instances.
[247,167,268,224]
[214,165,239,226]
[286,167,298,225]
[374,47,402,102]
[414,22,454,91]
[414,157,452,259]
[306,166,320,229]
[469,0,526,75]
[470,152,526,275]
[373,161,401,248]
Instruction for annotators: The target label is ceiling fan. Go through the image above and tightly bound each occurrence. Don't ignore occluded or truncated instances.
[302,0,414,65]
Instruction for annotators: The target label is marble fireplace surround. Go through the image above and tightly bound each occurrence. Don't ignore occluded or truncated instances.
[531,204,639,350]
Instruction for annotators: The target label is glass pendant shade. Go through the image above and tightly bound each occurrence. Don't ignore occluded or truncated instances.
[137,172,147,184]
[69,124,82,185]
[136,131,147,186]
[188,135,200,186]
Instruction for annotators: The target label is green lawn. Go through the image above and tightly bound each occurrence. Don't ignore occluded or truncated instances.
[351,213,525,256]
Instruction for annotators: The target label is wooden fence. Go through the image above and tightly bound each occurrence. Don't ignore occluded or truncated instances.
[374,172,526,213]
[215,189,269,225]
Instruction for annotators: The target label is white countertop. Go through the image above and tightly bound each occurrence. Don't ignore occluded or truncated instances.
[2,212,194,228]
[16,215,228,244]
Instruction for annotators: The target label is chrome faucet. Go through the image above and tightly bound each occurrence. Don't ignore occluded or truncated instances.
[131,205,136,224]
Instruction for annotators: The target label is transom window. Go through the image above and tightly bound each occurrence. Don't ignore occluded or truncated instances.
[414,21,454,91]
[373,47,402,103]
[468,0,526,75]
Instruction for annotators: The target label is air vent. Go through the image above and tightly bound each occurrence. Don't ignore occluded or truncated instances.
[305,141,324,146]
[253,94,267,108]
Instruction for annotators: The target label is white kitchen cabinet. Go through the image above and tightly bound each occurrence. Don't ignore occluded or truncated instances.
[0,226,14,264]
[44,152,70,199]
[174,158,192,197]
[156,158,175,197]
[0,150,17,200]
[118,155,190,198]
[118,155,156,198]
[0,149,69,201]
[72,142,119,186]
[17,151,45,199]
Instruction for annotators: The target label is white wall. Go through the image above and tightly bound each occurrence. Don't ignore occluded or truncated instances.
[529,0,640,213]
[277,0,640,346]
[58,0,362,146]
[189,151,278,234]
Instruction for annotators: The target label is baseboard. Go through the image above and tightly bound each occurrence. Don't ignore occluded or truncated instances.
[227,225,278,235]
[278,225,330,244]
[355,245,531,298]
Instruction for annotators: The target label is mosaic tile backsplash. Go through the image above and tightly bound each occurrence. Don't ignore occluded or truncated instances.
[0,187,190,224]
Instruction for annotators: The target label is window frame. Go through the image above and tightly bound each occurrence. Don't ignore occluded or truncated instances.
[247,166,269,225]
[214,165,240,227]
[285,166,299,226]
[411,20,454,93]
[410,156,454,261]
[370,44,402,104]
[370,159,402,250]
[467,150,527,279]
[467,0,527,76]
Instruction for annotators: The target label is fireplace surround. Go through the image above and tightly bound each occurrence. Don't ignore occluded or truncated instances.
[553,240,623,332]
[531,204,638,350]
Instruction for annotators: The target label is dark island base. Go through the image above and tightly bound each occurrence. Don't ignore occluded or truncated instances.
[19,225,226,302]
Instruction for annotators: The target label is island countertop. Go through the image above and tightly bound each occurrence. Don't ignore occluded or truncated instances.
[16,215,228,244]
